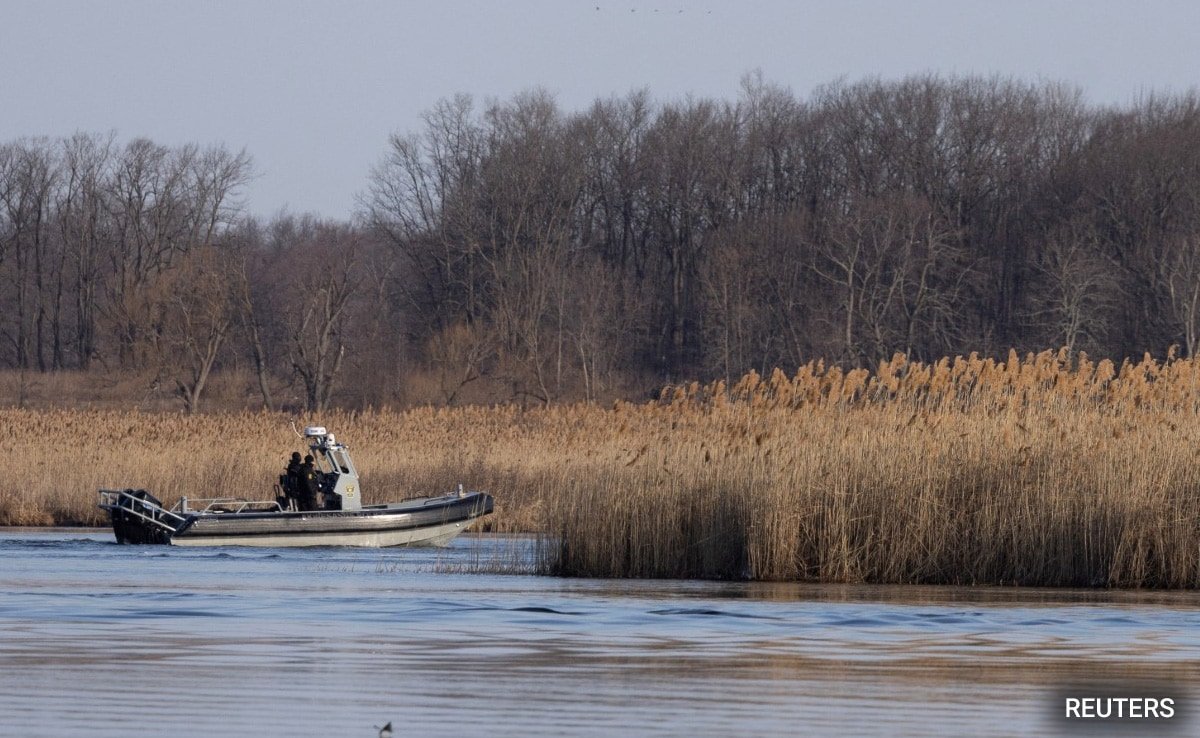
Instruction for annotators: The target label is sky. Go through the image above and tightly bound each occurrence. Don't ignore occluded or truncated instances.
[2,0,1198,220]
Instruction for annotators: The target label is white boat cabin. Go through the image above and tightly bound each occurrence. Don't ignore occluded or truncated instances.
[303,425,362,511]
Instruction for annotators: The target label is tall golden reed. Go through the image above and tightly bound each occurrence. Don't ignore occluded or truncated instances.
[5,348,1200,587]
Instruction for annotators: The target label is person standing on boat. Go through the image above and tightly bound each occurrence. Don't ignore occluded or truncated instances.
[300,454,323,511]
[284,452,303,504]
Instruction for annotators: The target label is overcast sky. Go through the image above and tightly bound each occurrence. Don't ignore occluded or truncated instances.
[3,1,1198,219]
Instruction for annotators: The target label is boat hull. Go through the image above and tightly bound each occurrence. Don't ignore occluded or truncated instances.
[169,516,474,548]
[104,491,494,548]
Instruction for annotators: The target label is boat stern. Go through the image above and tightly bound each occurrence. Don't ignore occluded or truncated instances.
[98,489,186,545]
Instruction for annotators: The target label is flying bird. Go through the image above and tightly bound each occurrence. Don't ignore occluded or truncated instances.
[375,722,393,738]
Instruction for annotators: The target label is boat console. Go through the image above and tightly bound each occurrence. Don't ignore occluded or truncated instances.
[303,426,362,511]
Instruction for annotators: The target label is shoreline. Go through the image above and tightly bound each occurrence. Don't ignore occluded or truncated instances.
[6,353,1200,587]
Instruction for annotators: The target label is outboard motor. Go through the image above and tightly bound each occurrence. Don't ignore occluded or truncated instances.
[111,489,174,544]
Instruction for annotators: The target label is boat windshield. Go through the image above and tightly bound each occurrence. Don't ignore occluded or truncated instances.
[326,447,353,474]
[312,444,354,477]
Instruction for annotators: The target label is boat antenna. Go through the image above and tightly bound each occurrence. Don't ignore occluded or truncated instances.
[290,421,304,439]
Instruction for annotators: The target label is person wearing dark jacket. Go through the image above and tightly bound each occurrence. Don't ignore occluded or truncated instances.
[285,452,302,493]
[279,452,303,510]
[300,454,323,511]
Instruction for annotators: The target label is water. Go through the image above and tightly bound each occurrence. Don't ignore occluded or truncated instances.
[1,530,1197,737]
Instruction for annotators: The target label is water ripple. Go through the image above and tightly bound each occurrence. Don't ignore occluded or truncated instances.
[1,529,1198,737]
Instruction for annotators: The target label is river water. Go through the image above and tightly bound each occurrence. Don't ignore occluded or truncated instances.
[0,529,1196,737]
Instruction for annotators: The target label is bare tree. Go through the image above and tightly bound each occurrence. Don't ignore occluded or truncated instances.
[424,321,491,404]
[1152,232,1200,358]
[810,199,875,362]
[161,244,236,412]
[1025,219,1120,356]
[103,140,250,367]
[230,223,277,410]
[365,94,487,335]
[56,132,113,369]
[281,223,362,412]
[644,98,739,374]
[482,96,578,401]
[0,140,59,370]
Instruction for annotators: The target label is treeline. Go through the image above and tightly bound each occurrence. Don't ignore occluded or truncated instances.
[4,75,1200,410]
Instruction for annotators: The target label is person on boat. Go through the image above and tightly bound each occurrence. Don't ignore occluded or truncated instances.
[300,454,324,511]
[284,452,302,499]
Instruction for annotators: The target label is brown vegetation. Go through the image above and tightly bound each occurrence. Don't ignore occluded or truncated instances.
[6,350,1200,588]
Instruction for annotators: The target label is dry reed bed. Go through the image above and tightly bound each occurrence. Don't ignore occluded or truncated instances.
[5,349,1200,587]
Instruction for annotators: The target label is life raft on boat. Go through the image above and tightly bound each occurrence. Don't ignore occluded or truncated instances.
[97,426,494,548]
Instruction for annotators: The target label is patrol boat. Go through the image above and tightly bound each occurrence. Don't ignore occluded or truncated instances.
[97,426,494,547]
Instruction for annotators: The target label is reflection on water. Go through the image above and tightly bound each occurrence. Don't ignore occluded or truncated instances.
[0,530,1197,737]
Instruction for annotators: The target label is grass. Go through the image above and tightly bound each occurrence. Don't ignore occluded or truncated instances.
[5,349,1200,587]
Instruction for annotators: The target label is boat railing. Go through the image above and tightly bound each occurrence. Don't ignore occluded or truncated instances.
[98,489,188,532]
[173,497,284,514]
